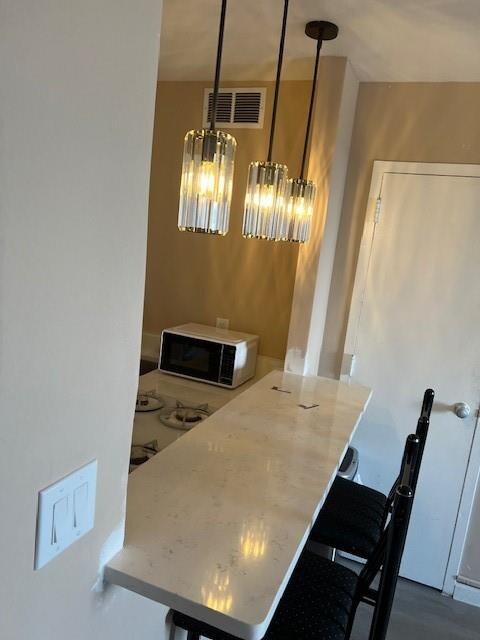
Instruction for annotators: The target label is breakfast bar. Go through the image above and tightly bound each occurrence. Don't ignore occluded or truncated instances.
[105,370,372,640]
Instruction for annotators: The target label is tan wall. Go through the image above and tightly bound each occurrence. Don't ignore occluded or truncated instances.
[144,80,312,359]
[321,82,480,378]
[0,2,170,639]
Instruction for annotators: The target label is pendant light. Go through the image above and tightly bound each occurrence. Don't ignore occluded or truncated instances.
[178,0,236,235]
[283,21,338,243]
[242,0,290,241]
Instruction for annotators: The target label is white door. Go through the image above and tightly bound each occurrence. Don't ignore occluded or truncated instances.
[344,162,480,590]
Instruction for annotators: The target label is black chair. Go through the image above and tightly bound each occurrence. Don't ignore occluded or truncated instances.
[172,437,419,640]
[308,388,434,560]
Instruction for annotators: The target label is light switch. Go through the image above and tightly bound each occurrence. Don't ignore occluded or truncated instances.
[52,497,69,544]
[73,482,88,530]
[35,460,97,569]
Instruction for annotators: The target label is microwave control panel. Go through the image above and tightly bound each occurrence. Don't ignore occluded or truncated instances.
[219,345,236,385]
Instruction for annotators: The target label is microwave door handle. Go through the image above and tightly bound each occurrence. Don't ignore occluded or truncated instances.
[218,344,224,383]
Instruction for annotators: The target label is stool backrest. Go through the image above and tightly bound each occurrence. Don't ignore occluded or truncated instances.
[400,434,420,486]
[421,388,435,421]
[409,387,434,494]
[359,434,419,587]
[369,485,415,640]
[386,433,420,518]
[411,416,429,492]
[386,388,434,507]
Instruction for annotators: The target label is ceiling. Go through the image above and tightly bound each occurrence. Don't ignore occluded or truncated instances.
[158,0,480,82]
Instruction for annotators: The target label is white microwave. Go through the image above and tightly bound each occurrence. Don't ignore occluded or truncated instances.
[159,323,259,388]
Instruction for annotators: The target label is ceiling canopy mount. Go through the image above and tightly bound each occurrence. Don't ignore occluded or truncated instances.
[305,20,339,42]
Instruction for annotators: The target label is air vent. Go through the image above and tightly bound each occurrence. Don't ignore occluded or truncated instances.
[234,92,262,124]
[203,88,266,129]
[206,92,233,125]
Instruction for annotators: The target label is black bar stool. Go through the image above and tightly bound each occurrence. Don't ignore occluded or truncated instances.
[308,388,434,560]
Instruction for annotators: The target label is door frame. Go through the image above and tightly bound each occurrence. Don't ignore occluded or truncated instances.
[343,160,480,594]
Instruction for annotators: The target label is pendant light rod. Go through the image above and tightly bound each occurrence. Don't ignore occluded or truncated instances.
[300,20,339,179]
[267,0,289,162]
[210,0,228,131]
[300,37,322,179]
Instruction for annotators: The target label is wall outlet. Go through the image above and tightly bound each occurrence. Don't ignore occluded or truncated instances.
[34,460,97,569]
[216,318,230,329]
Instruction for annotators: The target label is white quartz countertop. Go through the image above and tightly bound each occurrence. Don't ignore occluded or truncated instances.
[106,371,371,640]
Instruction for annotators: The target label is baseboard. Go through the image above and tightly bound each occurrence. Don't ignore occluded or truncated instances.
[453,580,480,608]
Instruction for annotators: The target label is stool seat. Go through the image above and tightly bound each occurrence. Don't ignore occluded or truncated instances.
[310,477,386,558]
[173,551,358,640]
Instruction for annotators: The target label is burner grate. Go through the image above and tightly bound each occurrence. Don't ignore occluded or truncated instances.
[130,440,159,469]
[160,401,210,431]
[135,390,165,412]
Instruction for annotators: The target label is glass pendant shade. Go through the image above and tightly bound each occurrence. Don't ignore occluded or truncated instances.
[178,129,236,235]
[242,161,288,240]
[283,177,316,243]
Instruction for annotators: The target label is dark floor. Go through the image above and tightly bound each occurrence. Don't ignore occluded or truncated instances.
[344,561,480,640]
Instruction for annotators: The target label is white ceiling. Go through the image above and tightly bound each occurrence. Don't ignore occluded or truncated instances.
[158,0,480,82]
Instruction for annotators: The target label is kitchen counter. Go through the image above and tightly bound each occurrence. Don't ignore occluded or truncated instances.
[106,370,371,640]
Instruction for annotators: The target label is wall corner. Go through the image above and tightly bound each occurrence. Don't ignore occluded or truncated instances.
[285,59,359,377]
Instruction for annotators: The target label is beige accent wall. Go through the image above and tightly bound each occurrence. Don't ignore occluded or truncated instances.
[0,2,170,639]
[320,82,480,584]
[321,82,480,378]
[144,79,311,359]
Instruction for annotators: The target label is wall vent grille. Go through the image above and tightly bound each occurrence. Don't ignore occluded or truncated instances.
[206,92,233,125]
[203,88,266,129]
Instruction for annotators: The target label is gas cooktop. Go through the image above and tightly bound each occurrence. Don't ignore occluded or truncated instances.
[130,388,215,471]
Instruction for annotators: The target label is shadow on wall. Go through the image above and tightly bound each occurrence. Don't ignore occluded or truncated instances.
[143,80,311,359]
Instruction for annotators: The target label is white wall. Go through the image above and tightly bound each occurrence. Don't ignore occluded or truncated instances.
[319,81,480,589]
[285,60,359,376]
[0,2,170,638]
[459,475,480,588]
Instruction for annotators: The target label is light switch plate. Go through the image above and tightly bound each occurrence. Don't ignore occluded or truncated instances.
[34,459,97,569]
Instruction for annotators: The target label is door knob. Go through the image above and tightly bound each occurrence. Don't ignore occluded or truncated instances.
[454,402,471,419]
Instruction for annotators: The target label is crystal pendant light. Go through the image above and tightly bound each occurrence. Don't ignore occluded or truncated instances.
[178,0,236,235]
[242,0,290,241]
[283,21,339,243]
